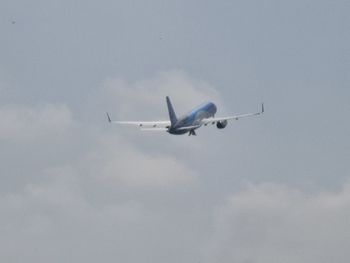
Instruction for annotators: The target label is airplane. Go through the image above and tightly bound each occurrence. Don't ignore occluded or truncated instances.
[107,96,264,136]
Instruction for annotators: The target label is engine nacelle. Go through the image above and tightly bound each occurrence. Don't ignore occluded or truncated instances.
[216,120,228,129]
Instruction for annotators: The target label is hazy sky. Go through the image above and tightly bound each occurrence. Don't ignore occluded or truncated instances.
[0,1,349,262]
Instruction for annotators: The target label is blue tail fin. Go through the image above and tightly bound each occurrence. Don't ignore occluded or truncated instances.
[166,96,177,126]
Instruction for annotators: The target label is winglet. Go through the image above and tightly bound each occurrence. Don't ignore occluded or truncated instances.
[106,112,112,123]
[261,103,264,114]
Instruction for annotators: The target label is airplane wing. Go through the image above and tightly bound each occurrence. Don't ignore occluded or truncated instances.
[201,103,264,125]
[106,113,171,130]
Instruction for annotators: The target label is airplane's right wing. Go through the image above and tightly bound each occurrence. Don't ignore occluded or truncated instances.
[200,103,264,126]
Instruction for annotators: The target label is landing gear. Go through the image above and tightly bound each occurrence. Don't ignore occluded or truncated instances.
[188,129,197,136]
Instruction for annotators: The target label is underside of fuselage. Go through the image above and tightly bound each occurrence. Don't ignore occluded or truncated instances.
[167,129,190,135]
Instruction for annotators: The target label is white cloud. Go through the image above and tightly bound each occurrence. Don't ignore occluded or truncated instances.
[101,70,223,120]
[81,132,198,187]
[2,71,349,263]
[205,182,350,263]
[0,71,220,262]
[0,104,74,142]
[1,71,214,190]
[0,153,200,263]
[3,176,350,263]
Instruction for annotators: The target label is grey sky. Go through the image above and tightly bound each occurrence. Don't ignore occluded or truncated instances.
[0,0,349,262]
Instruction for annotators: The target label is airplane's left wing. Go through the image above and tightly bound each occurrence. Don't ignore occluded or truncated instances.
[107,113,171,130]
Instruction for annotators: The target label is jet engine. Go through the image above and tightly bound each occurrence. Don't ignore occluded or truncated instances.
[216,120,228,129]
